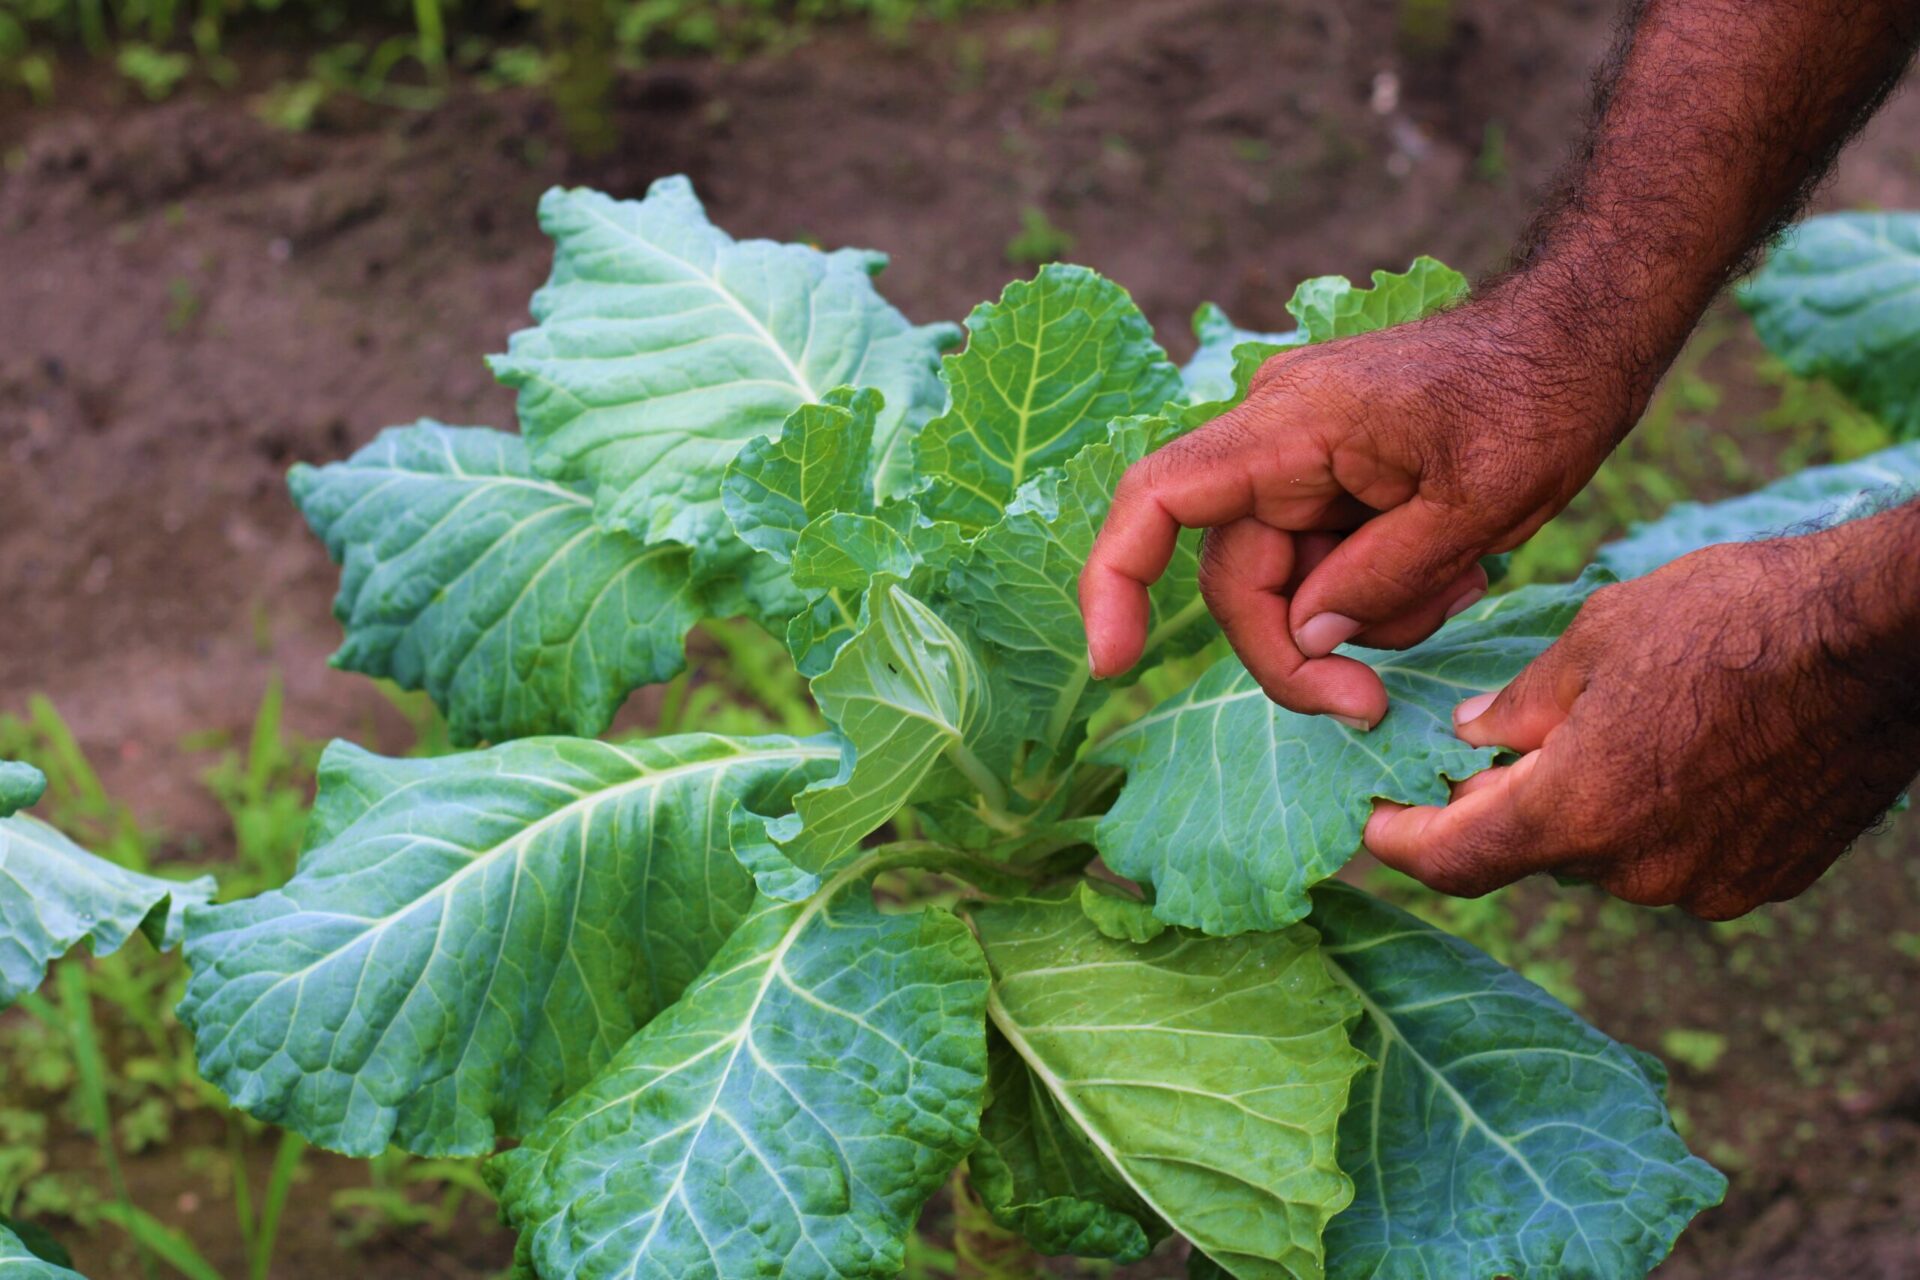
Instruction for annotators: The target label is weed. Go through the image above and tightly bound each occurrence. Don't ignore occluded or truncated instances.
[1004,205,1074,265]
[1660,1029,1730,1075]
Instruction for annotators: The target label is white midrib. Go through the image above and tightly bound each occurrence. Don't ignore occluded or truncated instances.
[984,988,1240,1275]
[580,203,822,404]
[1321,957,1578,1225]
[1008,317,1048,489]
[201,744,841,1062]
[588,849,884,1265]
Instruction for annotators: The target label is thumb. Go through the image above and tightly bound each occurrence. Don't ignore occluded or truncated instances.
[1453,633,1592,753]
[1288,498,1491,657]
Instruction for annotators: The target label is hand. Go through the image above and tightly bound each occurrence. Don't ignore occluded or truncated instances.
[1364,508,1920,919]
[1080,299,1639,726]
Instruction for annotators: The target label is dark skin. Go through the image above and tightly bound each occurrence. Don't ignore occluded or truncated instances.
[1080,0,1920,918]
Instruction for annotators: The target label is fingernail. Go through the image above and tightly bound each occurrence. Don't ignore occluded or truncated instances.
[1330,713,1373,732]
[1086,644,1102,680]
[1443,587,1486,621]
[1294,613,1361,658]
[1454,691,1496,726]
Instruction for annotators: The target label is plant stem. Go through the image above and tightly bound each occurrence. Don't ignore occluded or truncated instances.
[944,741,1012,818]
[1141,592,1211,655]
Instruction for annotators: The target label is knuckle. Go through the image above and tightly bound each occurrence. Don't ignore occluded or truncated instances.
[1605,859,1691,908]
[1114,456,1159,503]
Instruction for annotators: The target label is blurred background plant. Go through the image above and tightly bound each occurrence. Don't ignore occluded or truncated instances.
[0,0,1046,143]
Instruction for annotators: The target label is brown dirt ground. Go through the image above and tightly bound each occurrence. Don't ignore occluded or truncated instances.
[2,0,1919,1276]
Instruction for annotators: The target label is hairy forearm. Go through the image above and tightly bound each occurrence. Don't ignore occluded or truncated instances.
[1490,0,1920,432]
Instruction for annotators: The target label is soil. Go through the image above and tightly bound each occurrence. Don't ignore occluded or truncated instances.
[2,0,1919,1276]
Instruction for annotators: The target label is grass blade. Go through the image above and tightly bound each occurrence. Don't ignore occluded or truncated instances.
[251,1129,307,1280]
[97,1204,223,1280]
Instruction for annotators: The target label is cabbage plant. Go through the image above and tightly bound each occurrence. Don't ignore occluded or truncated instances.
[10,184,1920,1279]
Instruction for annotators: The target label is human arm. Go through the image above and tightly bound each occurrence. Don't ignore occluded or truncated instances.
[1079,0,1920,727]
[1364,500,1920,918]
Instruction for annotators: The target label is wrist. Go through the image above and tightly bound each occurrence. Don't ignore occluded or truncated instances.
[1799,501,1920,711]
[1432,279,1652,463]
[1475,247,1704,442]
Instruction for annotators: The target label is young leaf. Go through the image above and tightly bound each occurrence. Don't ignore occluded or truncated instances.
[1179,302,1301,405]
[491,179,956,547]
[1739,212,1920,438]
[179,733,839,1157]
[948,417,1214,761]
[0,1221,83,1278]
[1594,439,1920,579]
[970,1030,1164,1263]
[0,760,46,819]
[1092,576,1597,935]
[1075,880,1167,944]
[723,387,882,565]
[1173,260,1468,429]
[488,855,990,1280]
[917,264,1183,533]
[1285,258,1468,344]
[792,513,917,592]
[723,387,964,674]
[970,891,1367,1280]
[0,811,213,1008]
[290,421,703,745]
[772,582,1004,870]
[1310,884,1726,1280]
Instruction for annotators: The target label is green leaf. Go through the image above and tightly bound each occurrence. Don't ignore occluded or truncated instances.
[179,732,839,1157]
[971,1029,1162,1263]
[723,387,883,565]
[289,421,702,745]
[491,179,956,547]
[793,513,916,593]
[1075,881,1166,944]
[917,264,1183,533]
[0,813,213,1007]
[1092,575,1598,936]
[0,1220,75,1274]
[970,891,1367,1279]
[1285,258,1469,344]
[0,761,46,819]
[1170,261,1467,431]
[690,531,810,630]
[1310,883,1726,1280]
[1740,212,1920,438]
[773,582,1004,870]
[0,1221,83,1278]
[949,417,1214,762]
[1594,439,1920,579]
[488,853,990,1280]
[724,387,966,674]
[1180,303,1300,405]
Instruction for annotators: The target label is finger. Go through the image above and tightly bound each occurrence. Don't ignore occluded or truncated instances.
[1452,632,1594,753]
[1288,498,1493,657]
[1362,750,1554,896]
[1082,414,1353,677]
[1197,519,1388,725]
[1446,765,1509,802]
[1346,562,1489,651]
[1284,531,1342,592]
